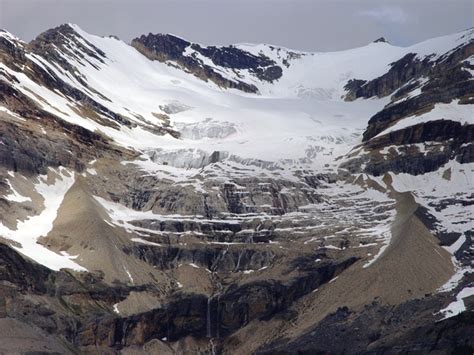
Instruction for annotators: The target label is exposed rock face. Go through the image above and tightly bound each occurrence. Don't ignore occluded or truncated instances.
[0,240,357,350]
[215,256,358,338]
[125,244,275,272]
[257,298,474,354]
[341,36,474,176]
[0,113,126,175]
[341,120,474,176]
[373,36,389,43]
[131,33,283,93]
[344,40,474,102]
[344,53,433,101]
[0,24,180,140]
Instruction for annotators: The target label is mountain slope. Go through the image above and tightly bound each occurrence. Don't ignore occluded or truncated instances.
[0,24,472,353]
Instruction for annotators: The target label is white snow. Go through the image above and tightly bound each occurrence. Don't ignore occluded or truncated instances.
[440,287,474,319]
[375,100,474,138]
[123,266,134,283]
[0,169,86,271]
[329,276,339,283]
[390,161,474,237]
[362,223,393,268]
[0,29,24,44]
[390,161,474,291]
[131,237,162,247]
[4,178,31,203]
[3,25,471,176]
[0,106,25,121]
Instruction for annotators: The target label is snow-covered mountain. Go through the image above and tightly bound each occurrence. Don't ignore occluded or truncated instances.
[0,24,472,353]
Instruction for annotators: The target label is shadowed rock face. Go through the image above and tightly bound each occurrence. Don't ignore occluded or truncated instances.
[215,256,358,338]
[131,33,283,93]
[0,241,358,350]
[344,39,473,142]
[341,120,474,176]
[76,258,360,347]
[373,37,389,43]
[344,40,474,103]
[344,53,433,101]
[362,77,473,142]
[0,243,51,293]
[257,299,474,355]
[124,244,275,272]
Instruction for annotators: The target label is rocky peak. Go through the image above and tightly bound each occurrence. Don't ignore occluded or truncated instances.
[131,33,283,93]
[132,33,190,61]
[30,23,77,43]
[373,37,389,44]
[191,43,276,69]
[28,23,106,62]
[341,33,474,177]
[0,30,26,67]
[0,29,23,43]
[0,24,146,135]
[27,23,77,54]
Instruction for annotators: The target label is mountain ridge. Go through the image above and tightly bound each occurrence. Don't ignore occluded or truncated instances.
[0,23,472,353]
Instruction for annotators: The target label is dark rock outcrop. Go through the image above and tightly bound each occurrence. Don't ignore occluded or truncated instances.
[131,33,283,93]
[216,257,358,338]
[352,120,474,176]
[0,111,128,175]
[373,37,388,43]
[0,240,359,351]
[341,37,474,176]
[257,297,474,354]
[124,244,275,272]
[344,39,473,102]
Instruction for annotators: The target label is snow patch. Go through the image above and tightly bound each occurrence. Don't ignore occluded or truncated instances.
[439,287,474,319]
[0,169,86,271]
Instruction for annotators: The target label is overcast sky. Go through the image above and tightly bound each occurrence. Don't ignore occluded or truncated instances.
[0,0,472,51]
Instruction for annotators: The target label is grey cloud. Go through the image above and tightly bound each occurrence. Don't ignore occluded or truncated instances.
[358,6,411,24]
[0,0,472,51]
